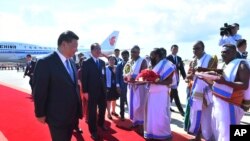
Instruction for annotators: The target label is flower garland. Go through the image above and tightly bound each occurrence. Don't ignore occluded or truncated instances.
[136,69,160,82]
[123,61,133,82]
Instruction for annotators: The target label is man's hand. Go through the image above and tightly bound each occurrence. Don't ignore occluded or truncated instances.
[37,116,46,124]
[214,75,226,84]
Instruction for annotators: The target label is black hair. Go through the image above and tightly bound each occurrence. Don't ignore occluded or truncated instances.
[237,39,247,48]
[132,45,140,51]
[223,44,236,52]
[160,47,167,57]
[114,49,120,52]
[153,48,165,59]
[121,50,129,56]
[57,30,79,47]
[171,44,178,49]
[26,54,31,58]
[196,40,205,50]
[234,23,239,27]
[90,43,100,51]
[108,55,116,60]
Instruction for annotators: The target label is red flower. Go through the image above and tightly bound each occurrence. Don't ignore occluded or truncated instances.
[136,69,160,82]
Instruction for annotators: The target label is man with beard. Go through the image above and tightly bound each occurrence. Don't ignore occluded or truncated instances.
[144,48,176,140]
[211,44,249,141]
[126,45,147,134]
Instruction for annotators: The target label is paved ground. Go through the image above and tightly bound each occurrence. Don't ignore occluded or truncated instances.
[0,69,249,136]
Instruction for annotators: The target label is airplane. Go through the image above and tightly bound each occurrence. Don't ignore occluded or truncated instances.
[0,31,119,63]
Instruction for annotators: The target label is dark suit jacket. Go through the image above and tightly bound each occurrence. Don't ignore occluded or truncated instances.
[24,60,36,77]
[81,57,107,99]
[33,52,82,127]
[116,61,127,90]
[236,51,247,59]
[167,55,186,80]
[115,57,123,65]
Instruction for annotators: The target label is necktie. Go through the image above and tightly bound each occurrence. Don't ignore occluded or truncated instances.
[96,59,99,68]
[173,56,176,64]
[175,56,178,65]
[66,59,74,81]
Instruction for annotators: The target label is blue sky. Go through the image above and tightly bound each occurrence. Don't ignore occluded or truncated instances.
[0,0,249,59]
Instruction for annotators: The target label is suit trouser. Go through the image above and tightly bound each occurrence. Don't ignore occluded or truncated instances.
[88,95,106,133]
[29,76,33,92]
[170,88,184,113]
[48,122,75,141]
[120,88,127,118]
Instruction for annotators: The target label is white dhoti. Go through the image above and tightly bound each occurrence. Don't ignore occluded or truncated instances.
[144,84,172,140]
[127,84,147,126]
[188,79,213,140]
[212,96,244,141]
[188,100,213,140]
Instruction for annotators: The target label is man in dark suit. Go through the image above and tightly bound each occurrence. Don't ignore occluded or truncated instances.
[236,39,248,59]
[23,54,36,91]
[33,31,83,141]
[114,49,123,65]
[167,44,186,116]
[116,50,129,120]
[81,43,108,140]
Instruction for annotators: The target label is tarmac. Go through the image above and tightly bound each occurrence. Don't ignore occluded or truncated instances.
[0,69,249,137]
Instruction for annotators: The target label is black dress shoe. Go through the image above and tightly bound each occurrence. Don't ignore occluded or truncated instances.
[75,128,83,134]
[91,132,98,140]
[170,108,175,112]
[180,112,185,117]
[99,125,108,131]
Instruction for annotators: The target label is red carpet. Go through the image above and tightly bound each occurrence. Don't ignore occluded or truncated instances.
[0,83,192,141]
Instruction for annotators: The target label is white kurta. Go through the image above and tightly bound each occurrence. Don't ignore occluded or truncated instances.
[188,53,213,140]
[212,96,244,141]
[144,59,175,140]
[211,59,245,141]
[127,57,147,125]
